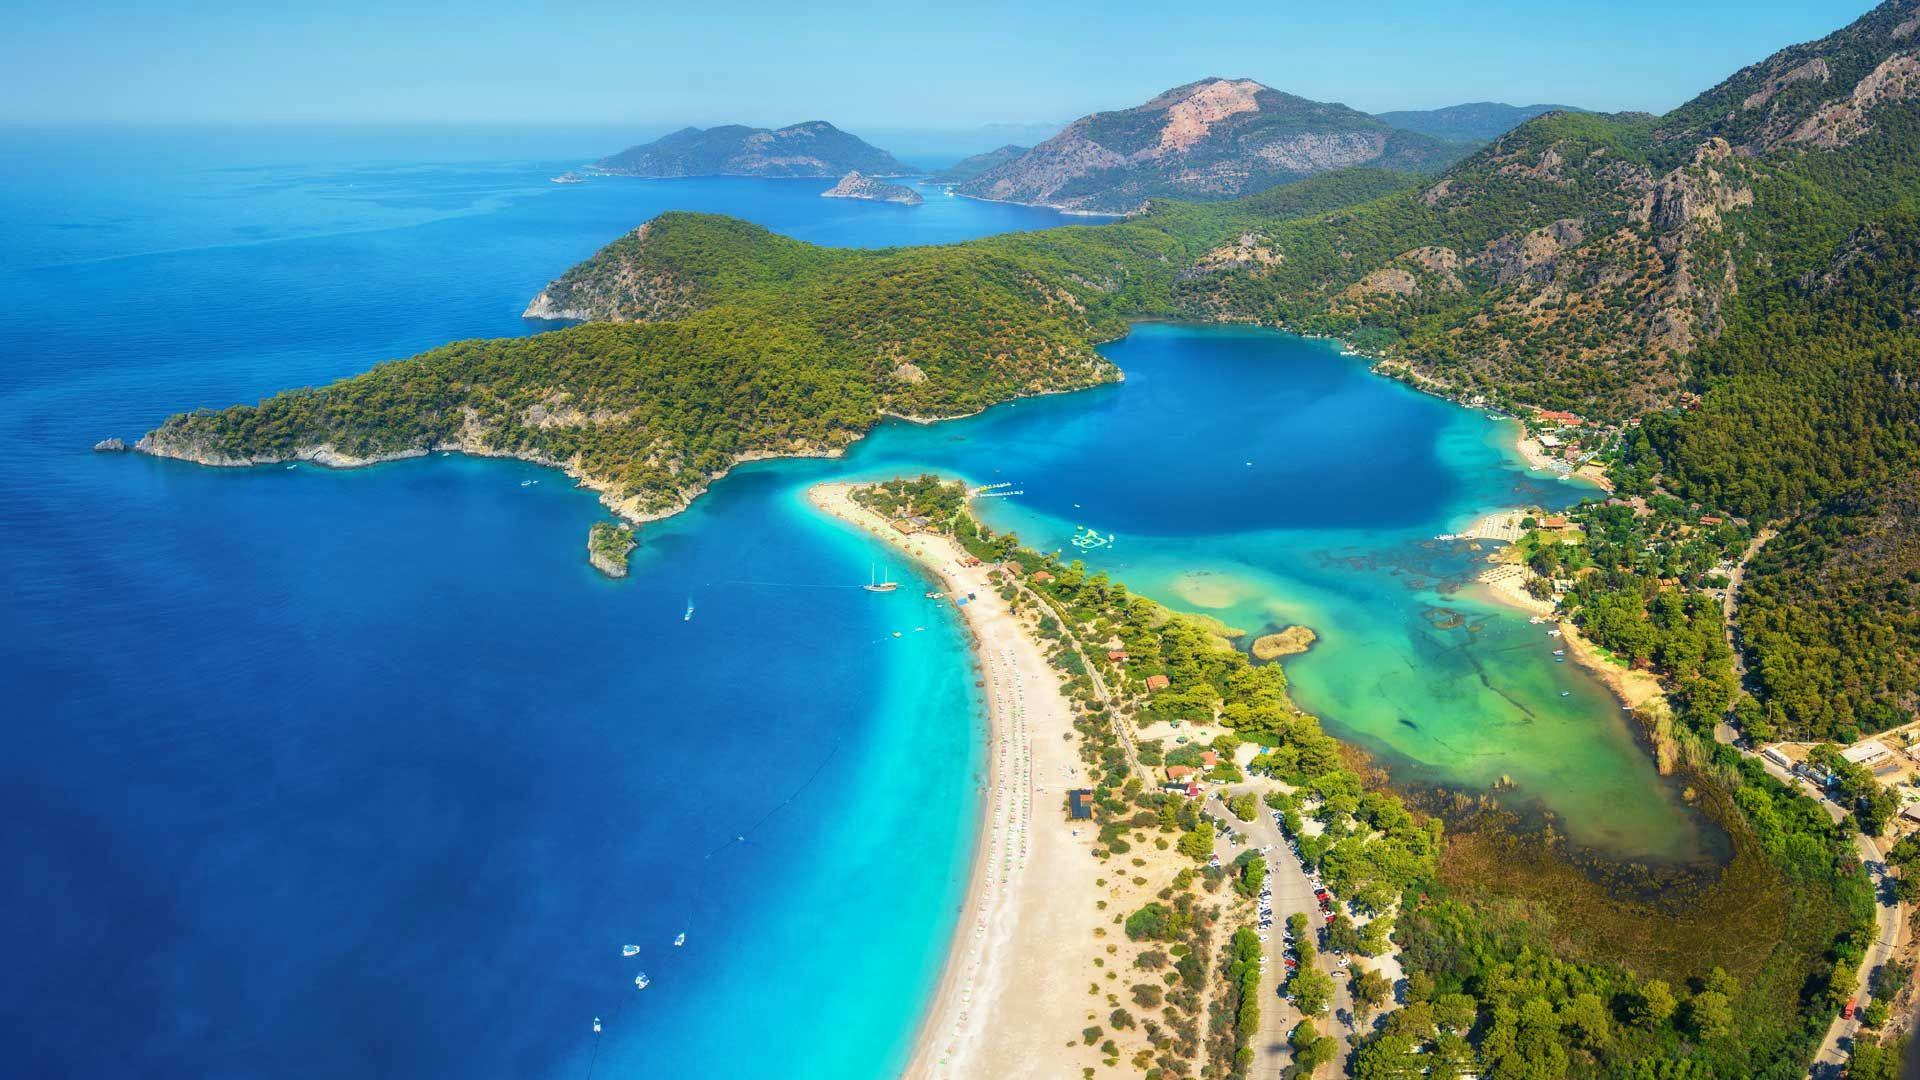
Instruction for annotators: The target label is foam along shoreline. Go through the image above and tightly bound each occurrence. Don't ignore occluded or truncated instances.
[804,482,1101,1079]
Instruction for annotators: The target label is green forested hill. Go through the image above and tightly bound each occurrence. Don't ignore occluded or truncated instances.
[149,0,1920,736]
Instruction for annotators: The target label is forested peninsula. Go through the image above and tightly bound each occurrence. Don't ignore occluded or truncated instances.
[144,1,1920,741]
[135,3,1920,1072]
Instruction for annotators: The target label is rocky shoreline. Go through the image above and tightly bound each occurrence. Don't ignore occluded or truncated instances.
[820,170,923,205]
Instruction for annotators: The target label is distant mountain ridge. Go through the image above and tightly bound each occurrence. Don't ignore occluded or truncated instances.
[955,77,1469,213]
[927,145,1029,184]
[1373,101,1587,142]
[593,122,911,178]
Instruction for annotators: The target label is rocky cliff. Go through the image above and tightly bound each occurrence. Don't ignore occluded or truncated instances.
[955,78,1467,213]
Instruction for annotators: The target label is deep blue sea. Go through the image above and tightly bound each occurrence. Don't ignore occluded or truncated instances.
[0,128,1706,1077]
[0,129,1068,1079]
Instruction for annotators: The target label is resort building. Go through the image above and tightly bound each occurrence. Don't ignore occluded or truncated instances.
[1161,766,1201,797]
[1843,741,1895,770]
[1536,409,1583,426]
[1067,789,1094,820]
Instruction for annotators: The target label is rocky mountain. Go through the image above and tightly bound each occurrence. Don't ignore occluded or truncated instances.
[954,78,1468,213]
[592,121,911,178]
[926,145,1028,184]
[820,171,923,205]
[1373,102,1585,142]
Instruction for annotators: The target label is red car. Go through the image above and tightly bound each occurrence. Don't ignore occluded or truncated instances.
[1843,999,1857,1020]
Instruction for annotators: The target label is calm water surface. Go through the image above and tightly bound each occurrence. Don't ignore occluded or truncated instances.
[0,130,1704,1078]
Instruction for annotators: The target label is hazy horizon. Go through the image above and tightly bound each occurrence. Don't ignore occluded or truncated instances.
[0,0,1873,129]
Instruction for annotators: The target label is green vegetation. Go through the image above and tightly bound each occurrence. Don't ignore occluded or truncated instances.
[586,521,635,576]
[875,475,1872,1078]
[151,1,1920,738]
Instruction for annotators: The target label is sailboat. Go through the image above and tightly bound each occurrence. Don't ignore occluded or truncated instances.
[864,563,898,593]
[684,597,694,622]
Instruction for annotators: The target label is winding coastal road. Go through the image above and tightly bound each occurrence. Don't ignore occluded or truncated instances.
[1707,526,1905,1078]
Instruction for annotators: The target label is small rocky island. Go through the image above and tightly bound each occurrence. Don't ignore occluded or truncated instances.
[587,521,637,577]
[820,170,922,205]
[1251,625,1317,661]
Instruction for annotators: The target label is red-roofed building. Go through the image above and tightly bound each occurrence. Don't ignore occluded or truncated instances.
[1700,515,1724,526]
[1539,515,1571,530]
[1200,751,1219,768]
[1536,409,1582,426]
[1031,570,1055,584]
[1107,650,1129,662]
[1145,674,1171,692]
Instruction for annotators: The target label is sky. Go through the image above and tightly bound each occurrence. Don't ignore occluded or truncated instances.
[0,0,1879,132]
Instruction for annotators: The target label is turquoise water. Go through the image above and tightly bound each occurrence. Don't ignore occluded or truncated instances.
[0,132,1705,1077]
[822,324,1712,862]
[0,131,1059,1078]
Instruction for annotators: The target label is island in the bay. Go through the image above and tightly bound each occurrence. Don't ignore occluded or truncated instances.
[588,120,911,178]
[586,521,635,577]
[129,2,1920,1075]
[819,170,922,205]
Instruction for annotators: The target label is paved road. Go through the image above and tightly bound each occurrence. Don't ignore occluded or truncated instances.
[1713,700,1905,1077]
[1206,789,1352,1079]
[1811,833,1906,1077]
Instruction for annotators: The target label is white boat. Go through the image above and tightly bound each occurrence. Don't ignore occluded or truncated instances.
[622,944,640,957]
[674,932,686,947]
[635,973,651,990]
[864,563,898,593]
[684,598,694,622]
[593,1017,602,1033]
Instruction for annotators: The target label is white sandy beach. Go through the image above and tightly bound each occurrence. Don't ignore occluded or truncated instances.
[806,483,1104,1080]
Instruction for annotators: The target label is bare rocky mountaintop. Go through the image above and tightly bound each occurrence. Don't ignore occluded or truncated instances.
[592,121,912,178]
[955,77,1469,213]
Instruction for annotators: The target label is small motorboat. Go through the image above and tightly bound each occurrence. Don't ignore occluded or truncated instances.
[593,1017,602,1034]
[635,973,651,990]
[622,944,640,957]
[674,932,686,947]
